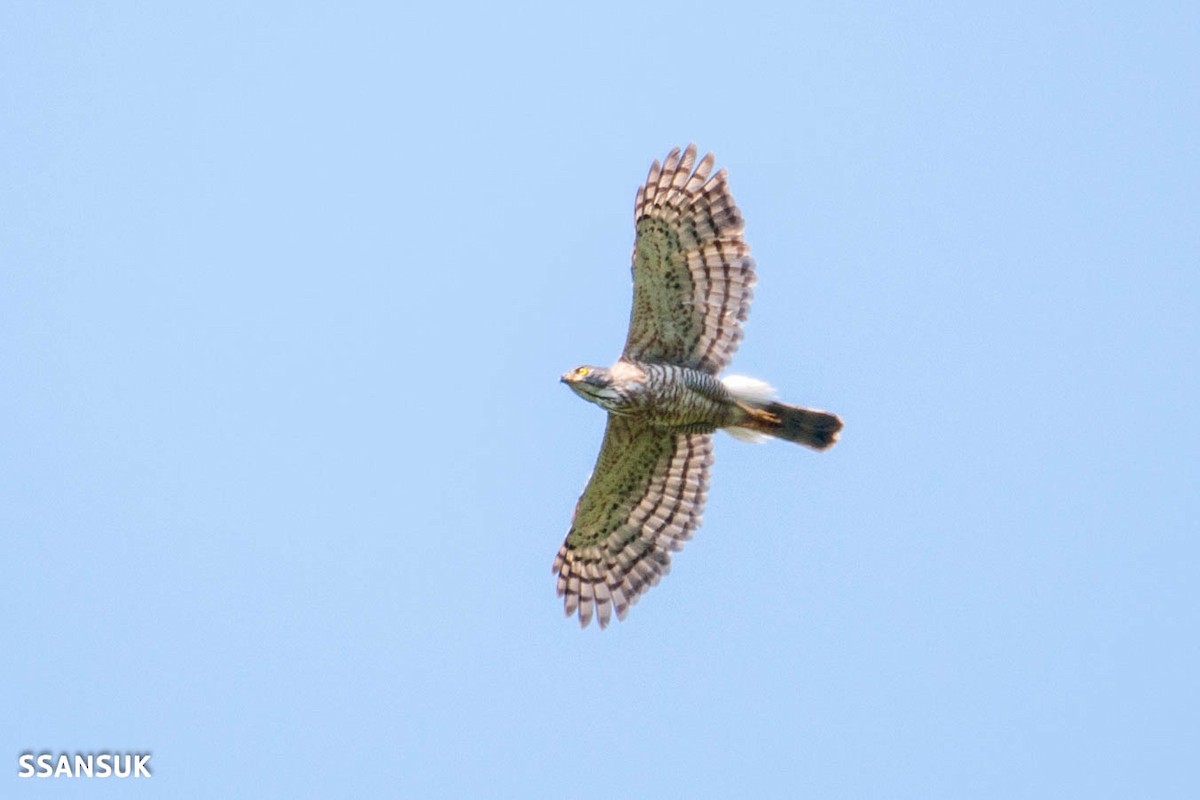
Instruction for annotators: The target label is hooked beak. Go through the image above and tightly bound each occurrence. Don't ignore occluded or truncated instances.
[560,371,575,384]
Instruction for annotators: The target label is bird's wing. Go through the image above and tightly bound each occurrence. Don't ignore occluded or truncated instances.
[554,415,712,628]
[622,144,757,375]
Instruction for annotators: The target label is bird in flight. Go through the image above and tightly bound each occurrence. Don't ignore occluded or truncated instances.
[556,144,843,628]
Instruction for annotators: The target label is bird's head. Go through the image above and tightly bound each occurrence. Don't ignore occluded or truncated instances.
[561,365,622,410]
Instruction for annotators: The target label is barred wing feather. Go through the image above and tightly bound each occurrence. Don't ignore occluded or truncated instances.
[622,144,757,375]
[554,415,712,628]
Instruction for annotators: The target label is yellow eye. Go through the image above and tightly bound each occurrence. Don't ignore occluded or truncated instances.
[576,366,591,377]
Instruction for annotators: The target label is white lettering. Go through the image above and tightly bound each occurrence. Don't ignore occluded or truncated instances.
[17,752,153,778]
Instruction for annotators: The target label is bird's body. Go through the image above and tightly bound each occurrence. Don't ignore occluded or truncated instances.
[565,360,735,429]
[556,145,842,628]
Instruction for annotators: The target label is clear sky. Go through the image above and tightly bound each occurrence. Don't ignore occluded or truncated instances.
[3,2,1197,797]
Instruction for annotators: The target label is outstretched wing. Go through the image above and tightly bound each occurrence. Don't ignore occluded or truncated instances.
[623,144,756,375]
[554,415,712,628]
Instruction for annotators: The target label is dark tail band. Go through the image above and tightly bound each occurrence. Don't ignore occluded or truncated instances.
[740,402,843,450]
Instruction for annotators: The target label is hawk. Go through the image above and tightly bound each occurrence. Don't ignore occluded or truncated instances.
[556,144,843,628]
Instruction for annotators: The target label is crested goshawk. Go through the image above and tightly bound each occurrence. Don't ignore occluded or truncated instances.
[557,144,842,628]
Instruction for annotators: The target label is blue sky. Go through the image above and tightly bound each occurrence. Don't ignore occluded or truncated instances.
[3,2,1197,797]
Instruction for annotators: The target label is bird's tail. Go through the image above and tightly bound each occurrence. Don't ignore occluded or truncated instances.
[722,375,843,451]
